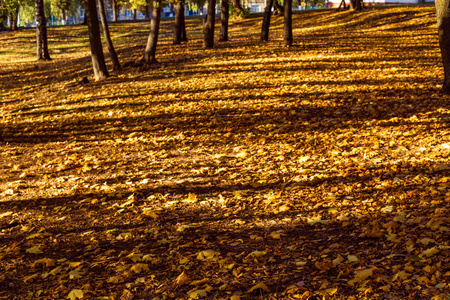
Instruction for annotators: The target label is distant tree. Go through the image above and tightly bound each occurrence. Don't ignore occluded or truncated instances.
[36,0,51,59]
[203,0,215,48]
[143,0,161,63]
[173,0,187,44]
[261,0,273,41]
[219,0,228,41]
[230,0,246,18]
[98,0,121,70]
[284,0,292,46]
[436,0,450,93]
[85,0,109,80]
[111,0,119,21]
[273,0,283,16]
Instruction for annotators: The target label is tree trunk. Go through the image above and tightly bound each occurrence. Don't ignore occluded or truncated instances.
[337,0,346,11]
[36,0,51,60]
[85,0,109,80]
[261,0,273,41]
[133,8,137,20]
[284,0,292,47]
[219,0,228,41]
[98,0,121,70]
[111,0,118,21]
[173,1,183,44]
[274,1,284,16]
[230,0,245,18]
[181,2,187,42]
[349,0,355,10]
[354,0,362,11]
[143,0,162,64]
[145,0,150,19]
[436,0,450,93]
[203,0,216,48]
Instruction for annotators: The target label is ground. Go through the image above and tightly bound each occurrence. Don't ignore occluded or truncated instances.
[0,4,449,300]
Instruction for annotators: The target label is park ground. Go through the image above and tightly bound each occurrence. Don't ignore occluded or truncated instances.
[0,4,449,299]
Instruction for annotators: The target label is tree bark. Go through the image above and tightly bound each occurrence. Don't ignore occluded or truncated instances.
[143,0,162,64]
[203,0,216,48]
[181,3,187,42]
[85,0,109,80]
[145,0,150,19]
[354,0,362,11]
[173,1,183,44]
[260,0,273,41]
[349,0,355,10]
[284,0,292,47]
[436,0,450,93]
[98,0,121,71]
[273,1,284,16]
[36,0,51,60]
[219,0,228,41]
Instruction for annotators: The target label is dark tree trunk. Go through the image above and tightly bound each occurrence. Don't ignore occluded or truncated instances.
[133,8,137,20]
[85,0,109,80]
[230,0,245,17]
[260,0,273,41]
[354,0,362,11]
[173,1,183,44]
[283,0,292,47]
[111,0,118,21]
[349,0,355,10]
[36,0,51,60]
[273,1,284,16]
[144,0,162,64]
[436,0,450,93]
[203,0,216,48]
[181,4,187,42]
[337,0,346,11]
[98,0,120,71]
[219,0,228,41]
[145,0,150,19]
[9,8,18,31]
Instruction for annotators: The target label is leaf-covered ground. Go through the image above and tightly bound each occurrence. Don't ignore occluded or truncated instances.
[1,4,450,300]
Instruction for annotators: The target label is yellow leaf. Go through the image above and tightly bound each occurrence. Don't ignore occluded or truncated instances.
[190,278,209,286]
[107,276,121,283]
[49,266,62,276]
[142,208,158,218]
[188,289,207,299]
[230,296,241,300]
[69,266,85,279]
[26,246,43,254]
[34,258,55,268]
[347,255,358,262]
[248,282,270,293]
[68,262,83,269]
[23,273,38,283]
[270,230,283,239]
[197,250,219,260]
[325,287,338,295]
[392,271,411,281]
[67,289,83,300]
[348,269,373,286]
[333,255,344,265]
[177,224,194,232]
[175,271,191,285]
[422,247,439,257]
[307,215,329,225]
[130,263,149,273]
[0,211,13,218]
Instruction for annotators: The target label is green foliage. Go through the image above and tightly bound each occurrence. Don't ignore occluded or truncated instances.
[228,1,248,18]
[186,0,206,13]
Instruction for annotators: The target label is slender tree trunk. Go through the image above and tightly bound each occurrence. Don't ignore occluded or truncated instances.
[219,0,228,41]
[230,0,245,17]
[36,0,51,60]
[98,0,120,70]
[133,8,137,20]
[145,0,150,19]
[337,0,346,11]
[111,0,118,21]
[173,1,183,44]
[143,0,162,64]
[274,1,284,16]
[203,0,216,48]
[436,0,450,93]
[85,0,109,80]
[261,0,273,41]
[181,2,187,42]
[284,0,292,47]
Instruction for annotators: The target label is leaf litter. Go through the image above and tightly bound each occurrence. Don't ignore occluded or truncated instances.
[0,4,450,300]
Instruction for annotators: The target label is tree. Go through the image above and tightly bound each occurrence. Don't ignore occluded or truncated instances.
[284,0,292,46]
[436,0,450,93]
[143,0,161,64]
[111,0,119,21]
[36,0,51,59]
[260,0,273,41]
[203,0,215,48]
[273,0,283,16]
[230,0,245,18]
[173,0,186,44]
[85,0,109,80]
[219,0,228,41]
[98,0,121,70]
